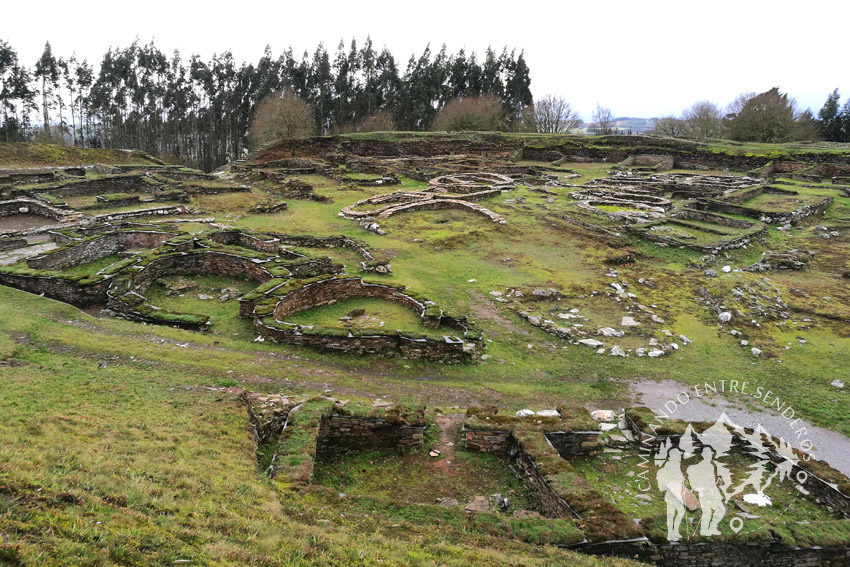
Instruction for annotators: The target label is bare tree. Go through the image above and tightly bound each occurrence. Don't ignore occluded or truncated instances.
[591,103,615,135]
[532,94,582,133]
[652,116,688,138]
[726,92,757,118]
[248,89,314,155]
[684,100,722,139]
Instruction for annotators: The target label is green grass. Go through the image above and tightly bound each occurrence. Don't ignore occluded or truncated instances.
[282,297,442,336]
[0,142,159,167]
[3,136,850,563]
[142,275,257,339]
[314,449,534,509]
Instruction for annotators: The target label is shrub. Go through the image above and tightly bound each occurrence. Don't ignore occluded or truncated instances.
[248,89,314,153]
[432,95,504,132]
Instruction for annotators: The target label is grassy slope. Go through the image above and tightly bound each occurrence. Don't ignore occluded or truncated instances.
[0,307,638,567]
[0,143,160,168]
[3,135,850,564]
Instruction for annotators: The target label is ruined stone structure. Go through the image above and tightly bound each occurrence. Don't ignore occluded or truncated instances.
[316,414,426,455]
[339,172,514,233]
[245,275,484,363]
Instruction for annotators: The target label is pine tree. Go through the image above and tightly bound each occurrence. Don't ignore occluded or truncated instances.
[34,41,60,137]
[818,89,842,142]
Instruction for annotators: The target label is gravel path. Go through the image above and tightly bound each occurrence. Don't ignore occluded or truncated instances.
[630,378,850,477]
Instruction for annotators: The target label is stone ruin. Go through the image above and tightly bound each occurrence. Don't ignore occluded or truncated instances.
[339,172,515,234]
[238,391,850,567]
[0,219,482,362]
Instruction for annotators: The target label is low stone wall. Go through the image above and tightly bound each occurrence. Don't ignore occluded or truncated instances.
[0,198,74,222]
[0,237,28,251]
[465,428,579,518]
[513,443,580,518]
[545,431,602,458]
[36,175,149,198]
[271,276,427,321]
[254,321,478,363]
[0,171,57,186]
[671,209,756,229]
[125,250,273,295]
[626,222,768,253]
[693,197,833,225]
[0,271,110,306]
[27,230,176,270]
[180,182,250,195]
[615,154,674,171]
[315,414,425,455]
[208,230,280,254]
[463,428,512,454]
[581,539,850,567]
[377,198,505,224]
[91,205,194,222]
[268,233,376,262]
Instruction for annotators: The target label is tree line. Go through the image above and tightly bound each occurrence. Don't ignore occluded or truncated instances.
[0,38,533,170]
[651,87,850,143]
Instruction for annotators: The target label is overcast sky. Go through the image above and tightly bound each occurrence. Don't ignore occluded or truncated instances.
[3,0,847,121]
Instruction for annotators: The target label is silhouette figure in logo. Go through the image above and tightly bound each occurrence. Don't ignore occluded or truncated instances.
[656,446,686,542]
[687,446,724,536]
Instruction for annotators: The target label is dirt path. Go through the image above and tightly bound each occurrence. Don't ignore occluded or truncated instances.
[429,414,465,474]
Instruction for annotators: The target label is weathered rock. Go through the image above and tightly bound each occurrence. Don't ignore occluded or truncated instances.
[621,316,640,327]
[532,287,561,299]
[598,327,625,337]
[591,409,616,422]
[465,496,490,513]
[536,409,561,418]
[578,338,604,348]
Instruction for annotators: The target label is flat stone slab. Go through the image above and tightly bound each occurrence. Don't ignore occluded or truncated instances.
[667,482,701,511]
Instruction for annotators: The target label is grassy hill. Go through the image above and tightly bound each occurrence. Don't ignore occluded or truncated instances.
[3,134,850,565]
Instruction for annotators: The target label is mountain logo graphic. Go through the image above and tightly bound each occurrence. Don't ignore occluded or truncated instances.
[653,413,800,541]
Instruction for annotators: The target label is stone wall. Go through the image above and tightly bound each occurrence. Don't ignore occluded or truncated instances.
[375,198,506,224]
[315,414,425,455]
[29,175,149,198]
[271,277,426,321]
[464,428,600,519]
[616,154,674,171]
[463,428,512,454]
[512,443,580,519]
[254,320,478,363]
[123,251,272,296]
[626,223,768,253]
[693,197,833,225]
[268,233,376,262]
[0,198,73,222]
[209,230,280,254]
[670,209,756,229]
[27,230,176,270]
[545,431,602,458]
[580,539,850,567]
[0,271,110,306]
[91,205,194,222]
[0,237,28,251]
